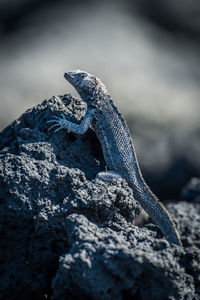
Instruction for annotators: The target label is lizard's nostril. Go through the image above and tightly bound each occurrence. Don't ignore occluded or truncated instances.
[64,72,73,82]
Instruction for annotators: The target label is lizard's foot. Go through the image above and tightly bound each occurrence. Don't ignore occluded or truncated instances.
[96,171,122,183]
[48,114,72,133]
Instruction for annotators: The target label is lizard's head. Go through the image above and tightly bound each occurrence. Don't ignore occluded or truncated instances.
[64,70,100,102]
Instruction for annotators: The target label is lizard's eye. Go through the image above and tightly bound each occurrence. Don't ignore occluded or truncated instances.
[80,73,87,78]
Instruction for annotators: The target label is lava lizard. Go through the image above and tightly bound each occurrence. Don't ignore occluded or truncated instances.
[48,70,182,246]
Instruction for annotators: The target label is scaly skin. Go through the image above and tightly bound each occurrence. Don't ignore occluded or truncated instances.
[48,70,182,246]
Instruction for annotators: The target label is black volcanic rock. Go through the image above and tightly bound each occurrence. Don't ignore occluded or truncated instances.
[0,95,199,299]
[180,177,200,204]
[167,201,200,250]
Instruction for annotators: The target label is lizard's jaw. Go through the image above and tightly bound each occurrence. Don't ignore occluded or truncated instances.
[64,70,95,101]
[64,72,74,85]
[64,71,86,99]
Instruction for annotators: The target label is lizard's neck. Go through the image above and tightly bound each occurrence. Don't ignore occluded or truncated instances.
[89,82,112,108]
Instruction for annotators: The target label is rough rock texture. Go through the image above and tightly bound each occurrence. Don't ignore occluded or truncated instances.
[0,95,199,299]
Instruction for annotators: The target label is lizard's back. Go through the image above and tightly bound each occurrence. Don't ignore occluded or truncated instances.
[92,95,140,185]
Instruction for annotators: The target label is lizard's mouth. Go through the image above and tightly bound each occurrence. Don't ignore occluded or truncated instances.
[64,72,74,84]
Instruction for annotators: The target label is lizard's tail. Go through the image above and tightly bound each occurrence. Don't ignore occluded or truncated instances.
[131,182,182,246]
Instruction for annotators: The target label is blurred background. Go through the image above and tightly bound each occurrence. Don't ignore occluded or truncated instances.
[0,0,200,199]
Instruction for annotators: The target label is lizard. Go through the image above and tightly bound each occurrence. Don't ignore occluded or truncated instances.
[48,70,182,246]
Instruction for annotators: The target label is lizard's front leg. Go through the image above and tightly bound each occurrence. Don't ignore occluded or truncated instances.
[48,108,96,134]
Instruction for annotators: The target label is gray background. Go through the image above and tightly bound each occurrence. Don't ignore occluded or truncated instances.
[0,0,200,197]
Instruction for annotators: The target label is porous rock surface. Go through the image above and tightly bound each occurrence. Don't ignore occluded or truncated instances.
[0,95,199,300]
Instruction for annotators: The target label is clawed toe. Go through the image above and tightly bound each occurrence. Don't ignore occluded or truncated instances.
[47,119,57,124]
[48,114,71,133]
[48,114,66,132]
[48,114,65,123]
[48,123,59,131]
[54,126,63,133]
[54,116,62,120]
[47,116,61,122]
